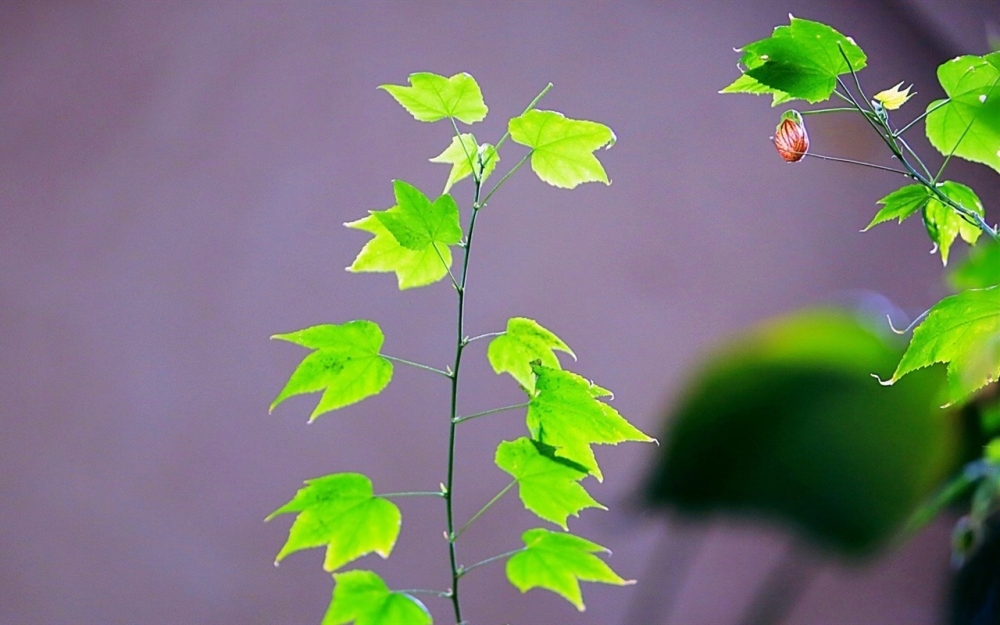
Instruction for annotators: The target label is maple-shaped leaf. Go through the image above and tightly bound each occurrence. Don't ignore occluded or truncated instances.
[323,570,432,625]
[921,181,984,265]
[926,53,1000,174]
[370,180,462,250]
[722,15,867,104]
[864,184,930,230]
[950,240,1000,290]
[891,286,1000,404]
[506,528,633,611]
[508,110,616,189]
[495,437,604,529]
[526,364,654,481]
[429,133,498,193]
[379,72,487,124]
[346,180,463,289]
[488,317,575,393]
[266,473,401,572]
[271,320,392,421]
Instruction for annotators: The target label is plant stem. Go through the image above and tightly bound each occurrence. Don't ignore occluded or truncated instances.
[399,589,452,598]
[479,151,532,208]
[802,151,909,176]
[377,490,446,498]
[444,169,487,625]
[453,402,530,425]
[453,480,516,540]
[381,355,452,378]
[458,548,526,578]
[485,82,553,168]
[894,99,948,137]
[464,331,504,344]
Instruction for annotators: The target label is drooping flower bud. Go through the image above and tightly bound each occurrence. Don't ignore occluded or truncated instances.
[774,110,809,163]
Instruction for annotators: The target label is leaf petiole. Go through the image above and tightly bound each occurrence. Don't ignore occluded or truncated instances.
[381,355,452,378]
[377,490,447,499]
[453,480,516,541]
[463,331,504,344]
[893,99,949,138]
[453,402,530,424]
[479,150,532,208]
[486,82,553,168]
[457,547,526,578]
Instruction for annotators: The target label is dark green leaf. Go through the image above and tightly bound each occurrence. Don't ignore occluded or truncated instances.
[892,286,1000,404]
[379,72,487,124]
[271,320,392,421]
[526,364,654,481]
[508,110,616,189]
[323,570,432,625]
[495,437,604,529]
[723,16,867,104]
[506,528,633,611]
[429,133,498,193]
[488,317,575,393]
[371,180,462,250]
[267,473,401,572]
[864,184,930,230]
[951,240,1000,289]
[921,181,984,265]
[926,53,1000,174]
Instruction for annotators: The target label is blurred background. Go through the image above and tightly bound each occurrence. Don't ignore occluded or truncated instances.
[2,1,999,623]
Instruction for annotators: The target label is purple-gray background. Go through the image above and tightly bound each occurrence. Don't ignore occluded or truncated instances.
[2,1,998,624]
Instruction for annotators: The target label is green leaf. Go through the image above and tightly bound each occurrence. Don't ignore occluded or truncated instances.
[429,133,498,193]
[323,570,432,625]
[508,110,616,189]
[922,181,984,265]
[526,364,654,481]
[892,286,1000,404]
[267,473,401,572]
[379,72,487,124]
[346,216,453,289]
[864,184,930,230]
[723,16,867,104]
[271,321,392,421]
[950,240,1000,289]
[488,317,575,393]
[925,53,1000,174]
[506,528,633,611]
[371,180,463,250]
[495,437,605,529]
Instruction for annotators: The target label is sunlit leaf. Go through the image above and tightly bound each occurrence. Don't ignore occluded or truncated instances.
[488,317,575,393]
[429,134,498,193]
[324,570,432,625]
[922,181,984,265]
[864,184,930,230]
[926,53,1000,174]
[892,286,1000,404]
[495,437,604,529]
[271,321,392,421]
[380,72,487,124]
[526,364,654,481]
[950,240,1000,289]
[371,180,462,250]
[723,16,867,104]
[506,528,633,611]
[267,473,401,572]
[508,110,616,189]
[346,180,462,290]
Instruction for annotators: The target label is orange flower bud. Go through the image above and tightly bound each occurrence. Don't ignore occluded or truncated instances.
[774,111,809,163]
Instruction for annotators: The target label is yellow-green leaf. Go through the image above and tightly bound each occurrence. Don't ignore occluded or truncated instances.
[324,570,432,625]
[429,133,498,193]
[379,72,487,124]
[487,317,575,393]
[508,110,616,189]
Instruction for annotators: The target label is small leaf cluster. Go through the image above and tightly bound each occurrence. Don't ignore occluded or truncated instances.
[725,16,1000,563]
[268,72,650,623]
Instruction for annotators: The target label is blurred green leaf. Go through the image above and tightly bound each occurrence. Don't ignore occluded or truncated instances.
[950,240,1000,289]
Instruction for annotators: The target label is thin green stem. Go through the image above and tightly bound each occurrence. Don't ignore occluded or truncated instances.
[464,331,504,344]
[431,241,461,290]
[485,82,553,169]
[398,589,451,598]
[479,151,532,208]
[896,135,933,180]
[799,107,861,115]
[381,355,452,378]
[933,112,978,183]
[453,480,516,541]
[802,151,909,176]
[894,99,948,137]
[458,548,526,578]
[377,490,446,499]
[453,402,530,425]
[444,167,487,625]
